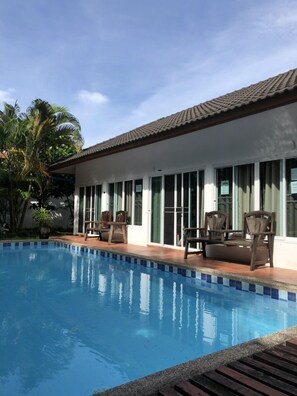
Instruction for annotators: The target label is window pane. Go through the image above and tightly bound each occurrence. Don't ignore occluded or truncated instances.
[260,160,281,235]
[234,164,254,229]
[151,177,162,243]
[164,175,174,244]
[115,182,123,211]
[95,185,102,221]
[134,179,143,225]
[217,167,233,228]
[199,170,204,227]
[78,187,84,233]
[85,186,95,223]
[286,158,297,237]
[109,183,114,214]
[125,180,133,224]
[183,172,197,229]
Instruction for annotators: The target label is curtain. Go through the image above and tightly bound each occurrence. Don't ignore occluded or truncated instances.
[134,179,143,225]
[217,167,233,228]
[95,185,102,221]
[286,158,297,237]
[124,180,133,224]
[235,164,254,229]
[78,187,84,233]
[151,177,162,243]
[260,160,281,235]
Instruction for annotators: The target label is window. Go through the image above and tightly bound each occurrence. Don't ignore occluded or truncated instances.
[151,177,162,243]
[77,185,102,233]
[109,182,122,215]
[78,187,84,233]
[134,179,143,225]
[217,167,233,227]
[286,158,297,237]
[110,179,143,225]
[150,171,204,246]
[85,186,95,223]
[234,164,254,228]
[217,164,254,229]
[260,160,282,235]
[109,183,114,214]
[124,180,133,224]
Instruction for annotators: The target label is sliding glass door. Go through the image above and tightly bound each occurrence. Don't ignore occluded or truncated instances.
[150,171,204,247]
[78,185,102,233]
[151,177,162,243]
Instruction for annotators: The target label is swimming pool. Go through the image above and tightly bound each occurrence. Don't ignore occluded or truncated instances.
[0,241,297,396]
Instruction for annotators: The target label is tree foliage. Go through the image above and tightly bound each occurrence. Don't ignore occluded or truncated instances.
[0,99,83,231]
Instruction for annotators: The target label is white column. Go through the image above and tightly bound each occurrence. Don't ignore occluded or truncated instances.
[204,164,216,212]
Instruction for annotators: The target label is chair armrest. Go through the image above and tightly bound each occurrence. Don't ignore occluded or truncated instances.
[250,232,275,243]
[250,231,275,236]
[184,227,206,232]
[184,227,207,239]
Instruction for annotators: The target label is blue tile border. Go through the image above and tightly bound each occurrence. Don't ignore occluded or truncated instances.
[0,240,296,304]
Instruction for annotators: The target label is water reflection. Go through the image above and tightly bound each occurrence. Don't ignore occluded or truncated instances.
[70,252,296,356]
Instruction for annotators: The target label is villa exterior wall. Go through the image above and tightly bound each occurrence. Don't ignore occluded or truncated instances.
[23,198,72,229]
[73,102,297,269]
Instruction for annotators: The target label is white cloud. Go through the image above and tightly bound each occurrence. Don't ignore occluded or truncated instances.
[77,89,109,106]
[0,88,15,104]
[253,3,297,34]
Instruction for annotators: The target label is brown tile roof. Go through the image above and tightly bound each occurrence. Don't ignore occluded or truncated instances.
[51,68,297,168]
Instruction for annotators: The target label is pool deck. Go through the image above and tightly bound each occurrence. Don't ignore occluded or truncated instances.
[53,234,297,291]
[51,235,297,395]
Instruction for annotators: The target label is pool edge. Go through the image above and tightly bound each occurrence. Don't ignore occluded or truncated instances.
[94,325,297,395]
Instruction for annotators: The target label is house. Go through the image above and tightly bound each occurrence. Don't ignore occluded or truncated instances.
[50,68,297,269]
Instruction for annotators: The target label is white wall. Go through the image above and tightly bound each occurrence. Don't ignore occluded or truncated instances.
[74,102,297,268]
[24,198,72,229]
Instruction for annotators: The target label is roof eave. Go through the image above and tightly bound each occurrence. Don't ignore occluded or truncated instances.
[49,88,297,173]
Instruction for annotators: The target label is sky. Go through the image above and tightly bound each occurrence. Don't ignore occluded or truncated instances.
[1,0,297,148]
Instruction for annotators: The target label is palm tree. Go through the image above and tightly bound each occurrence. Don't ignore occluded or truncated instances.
[0,99,83,231]
[17,99,83,228]
[0,102,26,230]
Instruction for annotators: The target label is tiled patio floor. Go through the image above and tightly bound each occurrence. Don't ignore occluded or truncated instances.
[53,234,297,290]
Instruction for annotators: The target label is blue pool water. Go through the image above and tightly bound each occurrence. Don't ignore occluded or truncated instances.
[1,244,297,396]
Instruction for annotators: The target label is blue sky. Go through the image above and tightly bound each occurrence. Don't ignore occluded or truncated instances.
[1,0,297,148]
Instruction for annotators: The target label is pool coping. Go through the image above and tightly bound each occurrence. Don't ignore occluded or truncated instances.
[95,325,297,395]
[2,239,297,395]
[2,238,296,297]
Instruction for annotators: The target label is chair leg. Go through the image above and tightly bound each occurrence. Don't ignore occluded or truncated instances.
[202,242,206,258]
[268,236,274,267]
[184,241,189,259]
[108,225,114,244]
[250,239,258,271]
[122,225,127,244]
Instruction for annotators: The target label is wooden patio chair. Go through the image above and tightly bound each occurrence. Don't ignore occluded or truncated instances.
[184,211,228,259]
[84,210,113,241]
[108,210,128,244]
[224,210,275,271]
